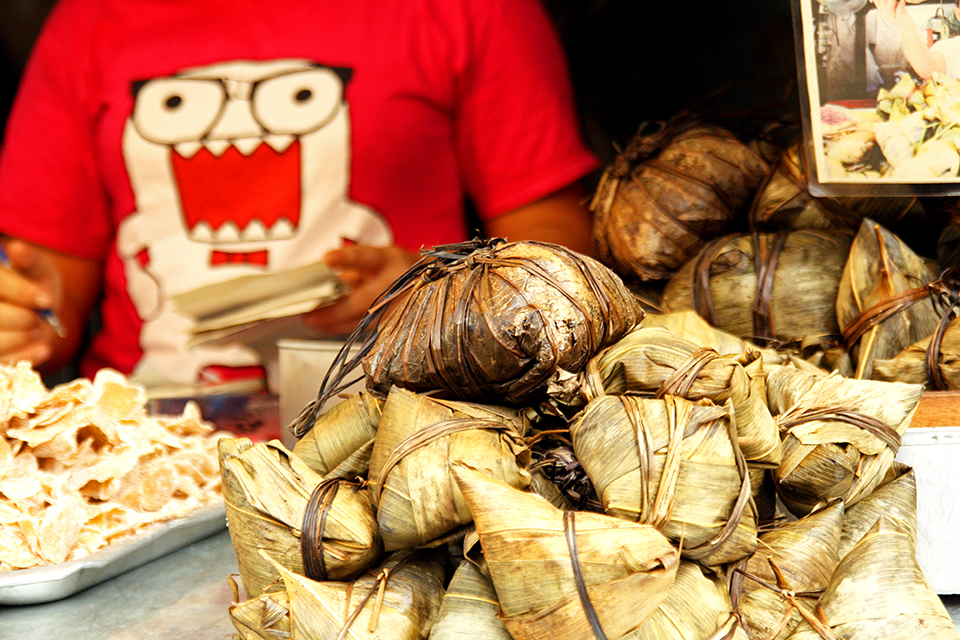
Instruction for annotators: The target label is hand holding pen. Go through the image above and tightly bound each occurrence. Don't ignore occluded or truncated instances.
[0,239,66,367]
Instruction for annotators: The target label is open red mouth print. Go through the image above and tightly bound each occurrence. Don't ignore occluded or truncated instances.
[171,138,302,244]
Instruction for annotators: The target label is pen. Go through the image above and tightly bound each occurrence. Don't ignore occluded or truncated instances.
[0,243,67,338]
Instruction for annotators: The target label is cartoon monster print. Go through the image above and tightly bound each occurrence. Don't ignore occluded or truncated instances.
[117,58,391,386]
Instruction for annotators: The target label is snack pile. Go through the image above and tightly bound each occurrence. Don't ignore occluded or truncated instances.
[0,362,224,570]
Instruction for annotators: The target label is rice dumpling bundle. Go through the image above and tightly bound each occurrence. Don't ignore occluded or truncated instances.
[569,394,758,567]
[750,141,924,235]
[229,587,291,640]
[591,115,768,282]
[580,325,782,467]
[765,366,923,516]
[268,550,447,640]
[784,517,960,640]
[452,463,679,640]
[641,310,788,365]
[661,229,853,346]
[735,502,843,640]
[838,461,917,559]
[428,560,513,640]
[369,387,531,551]
[873,316,960,389]
[630,560,748,640]
[218,438,382,596]
[836,218,941,380]
[342,238,643,411]
[292,391,381,475]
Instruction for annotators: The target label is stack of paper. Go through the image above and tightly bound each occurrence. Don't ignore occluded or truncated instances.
[171,261,347,347]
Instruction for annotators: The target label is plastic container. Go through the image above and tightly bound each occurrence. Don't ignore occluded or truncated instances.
[276,339,364,448]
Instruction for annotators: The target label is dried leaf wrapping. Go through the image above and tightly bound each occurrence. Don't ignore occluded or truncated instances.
[292,391,381,475]
[569,394,758,567]
[591,116,769,282]
[579,325,782,467]
[264,551,446,640]
[218,438,382,596]
[785,517,960,640]
[839,461,917,559]
[369,387,531,551]
[361,239,643,407]
[765,366,923,516]
[873,316,960,388]
[736,502,843,640]
[452,464,679,640]
[630,560,749,639]
[836,218,941,380]
[661,229,853,345]
[750,141,924,235]
[429,560,513,640]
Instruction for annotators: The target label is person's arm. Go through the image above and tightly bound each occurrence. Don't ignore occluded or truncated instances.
[877,0,947,79]
[0,239,101,373]
[482,182,595,257]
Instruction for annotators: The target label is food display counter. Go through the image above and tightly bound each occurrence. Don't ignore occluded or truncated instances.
[1,529,237,640]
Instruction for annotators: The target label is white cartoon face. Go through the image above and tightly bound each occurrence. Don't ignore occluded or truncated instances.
[128,60,354,247]
[117,58,392,385]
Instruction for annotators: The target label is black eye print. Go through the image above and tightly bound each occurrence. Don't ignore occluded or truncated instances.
[165,95,183,109]
[295,88,312,102]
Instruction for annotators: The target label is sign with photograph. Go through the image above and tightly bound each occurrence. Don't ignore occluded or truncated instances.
[794,0,960,195]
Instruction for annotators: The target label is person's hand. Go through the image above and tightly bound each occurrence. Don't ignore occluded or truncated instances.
[0,239,63,367]
[301,244,421,336]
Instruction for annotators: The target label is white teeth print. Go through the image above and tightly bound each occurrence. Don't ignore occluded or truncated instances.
[190,221,215,243]
[216,221,242,243]
[204,139,231,157]
[270,218,296,239]
[174,141,204,159]
[264,134,296,153]
[244,219,269,242]
[233,137,261,156]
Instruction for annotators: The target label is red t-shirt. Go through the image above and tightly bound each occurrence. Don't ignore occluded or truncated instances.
[0,0,598,387]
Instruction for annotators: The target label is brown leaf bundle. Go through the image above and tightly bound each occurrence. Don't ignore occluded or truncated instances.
[592,116,769,282]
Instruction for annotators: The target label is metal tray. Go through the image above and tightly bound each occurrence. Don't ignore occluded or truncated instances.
[0,502,226,605]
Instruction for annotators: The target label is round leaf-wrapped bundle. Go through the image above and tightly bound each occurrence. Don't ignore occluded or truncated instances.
[218,438,382,597]
[765,365,923,517]
[361,239,643,407]
[569,394,758,567]
[452,464,679,640]
[591,116,769,283]
[736,502,843,640]
[661,229,853,346]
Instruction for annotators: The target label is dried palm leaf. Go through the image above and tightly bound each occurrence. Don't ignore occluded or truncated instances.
[369,387,531,551]
[641,310,788,364]
[734,502,843,640]
[228,587,291,640]
[750,141,925,236]
[569,394,758,567]
[266,550,447,640]
[428,559,513,640]
[218,438,382,596]
[591,114,769,282]
[294,238,643,434]
[661,229,853,346]
[784,517,960,640]
[836,219,941,380]
[628,560,749,639]
[873,272,960,388]
[765,366,923,516]
[579,325,782,467]
[452,463,679,640]
[292,391,381,475]
[838,461,916,559]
